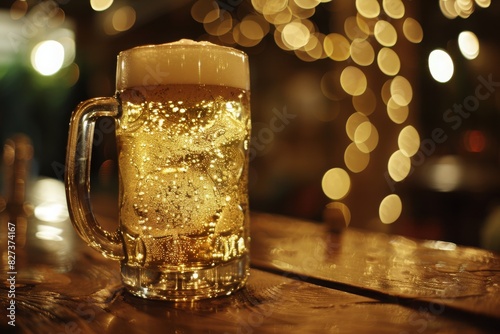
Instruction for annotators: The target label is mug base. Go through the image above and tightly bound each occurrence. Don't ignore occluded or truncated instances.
[121,255,249,301]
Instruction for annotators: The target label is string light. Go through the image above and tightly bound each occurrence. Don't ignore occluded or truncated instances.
[190,1,489,227]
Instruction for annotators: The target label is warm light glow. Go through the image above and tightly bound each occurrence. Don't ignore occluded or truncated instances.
[428,156,463,192]
[303,32,327,60]
[294,0,321,9]
[10,0,28,20]
[350,38,374,66]
[355,14,372,36]
[112,6,136,32]
[377,47,400,76]
[57,29,76,67]
[356,0,380,19]
[36,225,64,241]
[382,0,405,19]
[398,126,420,157]
[31,40,65,76]
[439,0,478,18]
[282,20,311,50]
[374,20,397,47]
[352,88,376,116]
[458,31,480,60]
[264,5,292,25]
[463,130,486,153]
[35,202,69,223]
[322,168,351,200]
[66,63,81,87]
[91,0,113,11]
[381,79,392,105]
[191,0,219,23]
[324,33,350,61]
[240,16,265,40]
[388,150,411,182]
[324,202,351,227]
[344,16,368,41]
[320,70,343,101]
[344,143,370,173]
[428,49,454,83]
[422,240,457,251]
[340,66,367,96]
[346,112,369,141]
[439,0,458,19]
[475,0,491,8]
[390,76,413,106]
[402,17,423,43]
[204,12,233,36]
[379,194,402,224]
[354,121,379,153]
[261,0,288,16]
[387,98,409,124]
[31,178,69,223]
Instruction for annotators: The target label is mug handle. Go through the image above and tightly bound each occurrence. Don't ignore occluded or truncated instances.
[65,97,124,261]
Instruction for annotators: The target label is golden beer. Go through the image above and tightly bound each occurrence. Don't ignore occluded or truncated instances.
[117,84,250,296]
[66,40,251,301]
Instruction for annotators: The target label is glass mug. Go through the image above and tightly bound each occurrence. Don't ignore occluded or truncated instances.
[65,40,251,301]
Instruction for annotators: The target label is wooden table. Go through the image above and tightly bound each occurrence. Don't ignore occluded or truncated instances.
[1,209,499,333]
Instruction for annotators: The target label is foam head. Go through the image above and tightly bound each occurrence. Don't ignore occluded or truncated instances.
[116,39,249,91]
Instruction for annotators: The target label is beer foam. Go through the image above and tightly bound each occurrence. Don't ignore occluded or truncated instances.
[116,39,249,91]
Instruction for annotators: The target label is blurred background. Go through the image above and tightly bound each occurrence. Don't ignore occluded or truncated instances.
[1,0,500,251]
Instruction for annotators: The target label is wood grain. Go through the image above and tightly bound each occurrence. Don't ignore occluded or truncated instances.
[250,212,500,321]
[1,210,499,332]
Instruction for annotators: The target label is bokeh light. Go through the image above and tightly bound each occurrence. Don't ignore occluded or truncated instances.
[398,125,420,157]
[112,6,136,32]
[350,38,375,66]
[295,0,321,10]
[377,47,400,76]
[388,150,411,182]
[475,0,491,8]
[390,76,413,106]
[345,143,370,173]
[428,49,454,83]
[340,66,367,96]
[374,20,397,47]
[379,194,402,224]
[191,0,219,23]
[322,168,351,200]
[383,0,405,19]
[458,31,480,60]
[354,121,379,153]
[381,79,393,105]
[324,201,352,227]
[282,20,311,50]
[356,0,381,19]
[356,14,373,36]
[321,70,345,101]
[352,88,376,116]
[203,12,233,36]
[324,33,350,61]
[344,16,368,41]
[402,17,423,43]
[427,156,463,192]
[346,112,369,141]
[195,0,451,229]
[387,98,409,124]
[91,0,113,12]
[31,40,65,76]
[10,0,28,19]
[463,130,486,153]
[439,0,488,19]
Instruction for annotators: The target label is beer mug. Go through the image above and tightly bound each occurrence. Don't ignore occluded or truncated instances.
[65,40,251,301]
